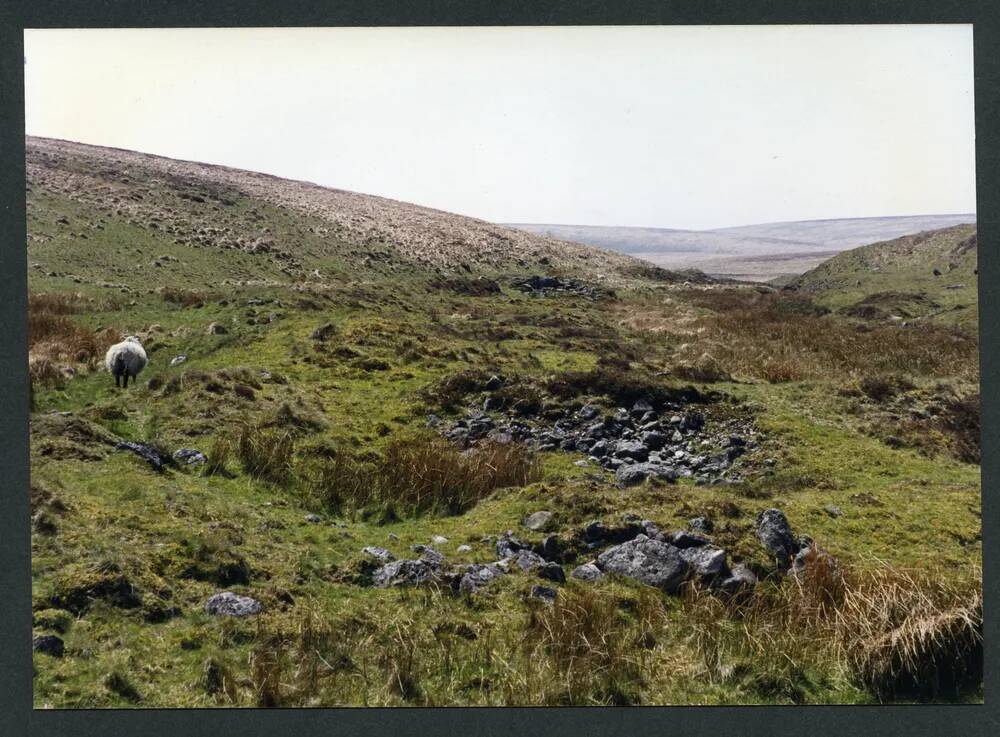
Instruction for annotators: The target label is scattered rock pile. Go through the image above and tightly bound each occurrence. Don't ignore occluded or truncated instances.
[442,396,762,486]
[511,275,612,299]
[357,508,828,601]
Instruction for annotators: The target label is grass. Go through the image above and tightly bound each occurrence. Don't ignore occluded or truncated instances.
[683,555,982,703]
[27,146,981,707]
[300,433,542,519]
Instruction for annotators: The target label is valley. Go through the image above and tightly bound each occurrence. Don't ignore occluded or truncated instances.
[27,137,982,707]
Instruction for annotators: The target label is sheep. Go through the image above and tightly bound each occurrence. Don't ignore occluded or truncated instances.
[104,336,148,388]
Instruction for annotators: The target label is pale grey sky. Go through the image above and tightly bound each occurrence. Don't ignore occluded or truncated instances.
[24,26,975,230]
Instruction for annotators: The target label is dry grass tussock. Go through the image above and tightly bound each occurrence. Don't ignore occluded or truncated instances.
[242,587,662,707]
[684,551,982,702]
[28,292,120,386]
[300,433,541,518]
[669,289,978,384]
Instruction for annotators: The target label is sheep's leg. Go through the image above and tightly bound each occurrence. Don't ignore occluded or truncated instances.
[115,373,121,388]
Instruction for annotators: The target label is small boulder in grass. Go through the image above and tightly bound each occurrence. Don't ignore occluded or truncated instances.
[522,510,554,532]
[595,535,689,594]
[361,546,395,563]
[205,591,262,617]
[173,448,206,466]
[570,562,603,582]
[756,508,802,569]
[530,585,558,603]
[32,634,65,658]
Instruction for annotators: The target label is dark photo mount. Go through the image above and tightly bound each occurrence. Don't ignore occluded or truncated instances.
[1,1,997,736]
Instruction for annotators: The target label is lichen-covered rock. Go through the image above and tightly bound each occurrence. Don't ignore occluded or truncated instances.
[371,559,440,588]
[496,531,529,559]
[172,448,206,465]
[615,462,678,487]
[204,591,262,617]
[498,549,546,573]
[718,564,757,596]
[756,508,801,568]
[678,545,727,577]
[570,562,604,582]
[455,563,505,595]
[522,510,554,531]
[361,546,395,563]
[595,535,689,593]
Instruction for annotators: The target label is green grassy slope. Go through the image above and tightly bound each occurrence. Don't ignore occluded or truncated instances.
[28,139,981,707]
[785,224,978,329]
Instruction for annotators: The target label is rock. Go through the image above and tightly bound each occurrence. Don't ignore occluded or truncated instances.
[631,399,654,416]
[456,544,472,554]
[498,549,546,573]
[535,535,566,562]
[522,510,554,532]
[756,508,801,568]
[410,544,444,567]
[205,592,262,617]
[115,441,167,472]
[538,561,566,583]
[206,322,228,335]
[678,546,727,577]
[484,375,504,391]
[530,585,558,603]
[595,535,689,593]
[431,535,449,545]
[372,559,440,588]
[718,564,757,596]
[689,516,714,534]
[304,514,322,524]
[641,431,668,450]
[496,531,529,559]
[614,440,649,462]
[172,448,206,466]
[578,404,600,420]
[32,634,65,657]
[170,354,187,366]
[361,546,395,563]
[589,439,610,457]
[571,562,604,582]
[615,462,678,487]
[824,505,844,518]
[670,531,711,549]
[456,563,505,594]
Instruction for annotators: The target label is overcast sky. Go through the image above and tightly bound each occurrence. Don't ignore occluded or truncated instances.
[24,25,975,230]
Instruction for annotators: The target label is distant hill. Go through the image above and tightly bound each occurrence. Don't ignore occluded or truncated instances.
[25,136,643,292]
[786,224,978,329]
[508,215,977,282]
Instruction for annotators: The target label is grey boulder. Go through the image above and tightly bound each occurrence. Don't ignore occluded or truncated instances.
[570,562,604,582]
[522,510,554,532]
[372,559,440,588]
[615,462,678,487]
[595,535,689,593]
[756,508,801,568]
[205,591,263,617]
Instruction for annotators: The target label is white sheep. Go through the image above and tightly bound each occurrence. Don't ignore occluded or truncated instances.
[104,336,148,388]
